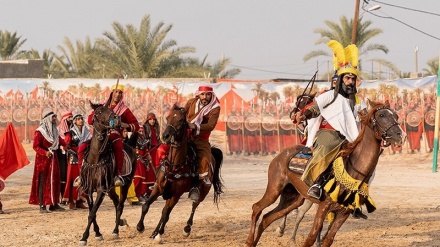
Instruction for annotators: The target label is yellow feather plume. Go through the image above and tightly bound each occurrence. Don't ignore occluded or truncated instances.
[327,40,346,69]
[344,44,359,68]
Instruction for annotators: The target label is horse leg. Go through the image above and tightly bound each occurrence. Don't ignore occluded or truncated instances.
[79,192,105,246]
[275,213,290,237]
[302,202,331,247]
[290,199,314,242]
[150,194,182,243]
[244,180,286,247]
[320,211,350,247]
[136,185,161,233]
[108,187,127,237]
[253,188,304,246]
[183,201,200,237]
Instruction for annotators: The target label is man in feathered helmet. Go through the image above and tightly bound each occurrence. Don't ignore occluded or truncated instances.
[294,40,367,218]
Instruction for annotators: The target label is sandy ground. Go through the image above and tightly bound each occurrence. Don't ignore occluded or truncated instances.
[1,134,440,247]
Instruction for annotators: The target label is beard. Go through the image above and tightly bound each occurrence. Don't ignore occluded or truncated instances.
[342,83,356,95]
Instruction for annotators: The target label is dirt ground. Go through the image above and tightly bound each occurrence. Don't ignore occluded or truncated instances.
[1,134,440,247]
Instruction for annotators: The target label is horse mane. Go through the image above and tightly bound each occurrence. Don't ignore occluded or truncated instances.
[339,100,387,157]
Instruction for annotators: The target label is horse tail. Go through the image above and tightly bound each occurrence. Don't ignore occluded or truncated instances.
[211,146,224,205]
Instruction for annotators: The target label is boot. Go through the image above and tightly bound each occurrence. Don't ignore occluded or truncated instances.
[69,202,76,210]
[188,187,200,202]
[39,206,51,214]
[76,200,88,209]
[307,184,322,200]
[352,208,368,220]
[49,204,66,212]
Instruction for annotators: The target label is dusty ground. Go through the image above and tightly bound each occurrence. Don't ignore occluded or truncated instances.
[1,136,440,247]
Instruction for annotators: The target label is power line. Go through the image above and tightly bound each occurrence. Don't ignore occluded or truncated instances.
[367,10,440,41]
[230,61,329,77]
[369,0,440,17]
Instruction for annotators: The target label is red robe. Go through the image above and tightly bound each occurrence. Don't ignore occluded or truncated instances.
[62,132,81,203]
[29,131,61,206]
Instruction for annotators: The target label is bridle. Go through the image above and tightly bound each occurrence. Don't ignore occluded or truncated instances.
[370,107,400,147]
[164,109,187,147]
[91,107,119,154]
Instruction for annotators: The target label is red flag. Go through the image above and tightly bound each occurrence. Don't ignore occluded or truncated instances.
[5,89,13,97]
[30,86,38,100]
[0,123,30,180]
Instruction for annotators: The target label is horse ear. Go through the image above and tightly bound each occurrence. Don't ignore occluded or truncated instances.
[384,100,391,108]
[90,100,97,110]
[358,108,368,117]
[367,98,376,108]
[311,92,317,99]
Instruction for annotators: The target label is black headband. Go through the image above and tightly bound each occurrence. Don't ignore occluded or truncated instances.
[42,111,55,119]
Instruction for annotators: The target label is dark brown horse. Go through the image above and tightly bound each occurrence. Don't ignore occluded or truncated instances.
[136,104,224,243]
[245,100,406,247]
[78,102,137,246]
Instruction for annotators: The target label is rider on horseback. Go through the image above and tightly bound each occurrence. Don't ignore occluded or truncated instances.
[185,85,221,202]
[74,84,139,187]
[294,40,367,216]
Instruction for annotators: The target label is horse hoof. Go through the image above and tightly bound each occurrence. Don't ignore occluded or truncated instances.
[136,224,145,233]
[78,240,87,246]
[182,230,190,237]
[95,235,104,241]
[183,225,191,237]
[275,227,284,237]
[153,234,162,244]
[112,233,119,239]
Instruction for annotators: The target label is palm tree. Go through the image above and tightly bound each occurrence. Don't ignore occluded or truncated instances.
[0,30,27,60]
[52,37,98,78]
[95,14,201,78]
[422,57,439,76]
[303,16,399,79]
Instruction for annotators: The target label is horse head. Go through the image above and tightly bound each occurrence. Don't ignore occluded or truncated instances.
[89,101,121,133]
[291,92,316,116]
[162,104,187,145]
[360,99,406,147]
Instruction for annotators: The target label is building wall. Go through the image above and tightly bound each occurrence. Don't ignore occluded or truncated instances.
[0,60,44,78]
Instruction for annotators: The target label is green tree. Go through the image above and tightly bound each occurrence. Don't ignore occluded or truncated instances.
[303,16,399,79]
[95,14,202,78]
[52,37,98,78]
[0,30,27,60]
[423,57,439,76]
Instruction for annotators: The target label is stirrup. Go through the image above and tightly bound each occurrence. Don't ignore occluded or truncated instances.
[73,177,81,187]
[114,176,125,187]
[307,184,322,200]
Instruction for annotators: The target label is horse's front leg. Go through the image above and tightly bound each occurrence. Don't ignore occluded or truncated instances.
[320,211,350,247]
[183,201,200,237]
[108,187,126,237]
[136,184,161,233]
[79,192,105,246]
[303,202,331,247]
[150,194,182,243]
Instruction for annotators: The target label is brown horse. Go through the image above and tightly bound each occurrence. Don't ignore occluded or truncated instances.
[78,102,137,246]
[245,100,405,247]
[136,104,224,243]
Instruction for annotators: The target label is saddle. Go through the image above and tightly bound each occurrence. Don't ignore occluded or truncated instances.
[288,149,312,175]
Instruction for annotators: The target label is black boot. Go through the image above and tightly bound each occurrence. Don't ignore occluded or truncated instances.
[352,208,368,220]
[307,184,322,200]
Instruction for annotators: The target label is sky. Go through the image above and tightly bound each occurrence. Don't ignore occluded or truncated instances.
[2,0,440,80]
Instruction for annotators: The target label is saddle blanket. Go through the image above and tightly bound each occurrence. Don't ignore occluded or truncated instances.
[288,152,312,175]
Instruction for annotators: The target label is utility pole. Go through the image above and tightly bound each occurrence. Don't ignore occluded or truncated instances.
[351,0,361,44]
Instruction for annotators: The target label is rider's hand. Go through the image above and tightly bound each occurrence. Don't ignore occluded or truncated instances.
[295,112,306,123]
[46,151,53,158]
[188,123,197,129]
[121,122,129,129]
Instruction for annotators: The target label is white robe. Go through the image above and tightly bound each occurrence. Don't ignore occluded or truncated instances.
[305,90,366,147]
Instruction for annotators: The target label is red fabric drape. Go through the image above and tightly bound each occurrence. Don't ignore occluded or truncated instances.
[0,122,30,180]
